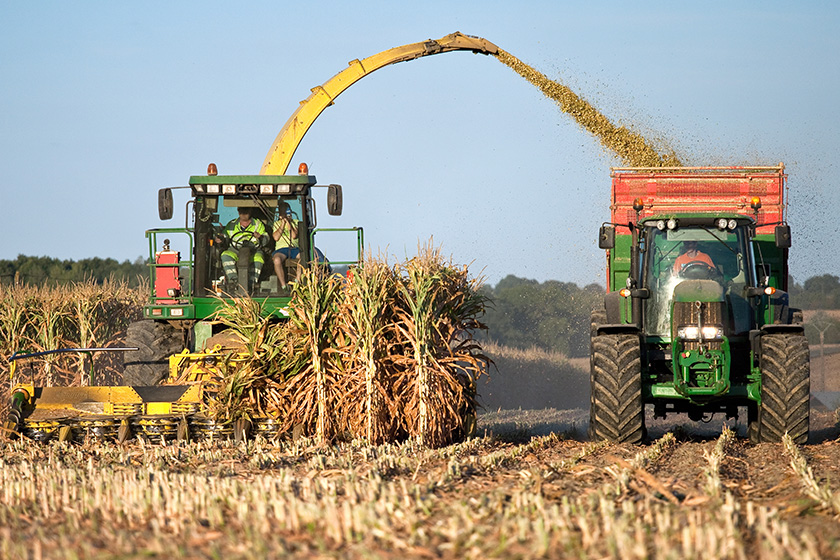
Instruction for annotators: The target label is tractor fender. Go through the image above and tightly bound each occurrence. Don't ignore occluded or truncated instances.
[604,290,623,324]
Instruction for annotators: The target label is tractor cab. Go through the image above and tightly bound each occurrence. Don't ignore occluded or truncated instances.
[639,215,756,339]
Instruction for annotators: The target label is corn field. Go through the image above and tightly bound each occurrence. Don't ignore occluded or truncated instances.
[0,279,143,389]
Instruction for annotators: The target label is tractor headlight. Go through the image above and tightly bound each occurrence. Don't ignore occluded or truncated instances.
[677,325,724,340]
[717,218,728,230]
[678,326,700,340]
[656,220,666,231]
[206,184,221,194]
[727,219,737,230]
[667,218,678,230]
[222,184,236,195]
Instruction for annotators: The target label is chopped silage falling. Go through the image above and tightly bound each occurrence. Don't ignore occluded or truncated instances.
[495,49,682,167]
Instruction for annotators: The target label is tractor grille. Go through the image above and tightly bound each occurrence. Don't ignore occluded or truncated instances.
[673,300,724,351]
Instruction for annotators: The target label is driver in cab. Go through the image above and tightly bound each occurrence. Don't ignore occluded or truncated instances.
[672,240,717,276]
[218,206,268,290]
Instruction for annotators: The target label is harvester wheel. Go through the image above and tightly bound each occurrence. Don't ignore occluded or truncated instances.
[122,320,185,386]
[589,333,644,444]
[751,333,810,444]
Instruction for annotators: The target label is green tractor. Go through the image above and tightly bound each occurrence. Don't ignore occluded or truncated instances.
[122,164,362,386]
[590,166,809,444]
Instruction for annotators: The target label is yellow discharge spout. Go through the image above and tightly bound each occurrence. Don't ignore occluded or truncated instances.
[260,32,498,175]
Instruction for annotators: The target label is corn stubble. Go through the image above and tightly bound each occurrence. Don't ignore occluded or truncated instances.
[0,428,834,559]
[495,49,682,167]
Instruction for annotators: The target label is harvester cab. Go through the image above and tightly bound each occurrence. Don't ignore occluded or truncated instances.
[590,165,809,445]
[123,163,363,386]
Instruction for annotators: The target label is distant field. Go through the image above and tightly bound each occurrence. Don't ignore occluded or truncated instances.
[478,342,590,412]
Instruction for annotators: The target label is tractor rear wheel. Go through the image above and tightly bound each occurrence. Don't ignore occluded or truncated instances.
[589,332,644,444]
[750,333,810,444]
[590,307,608,337]
[122,320,185,386]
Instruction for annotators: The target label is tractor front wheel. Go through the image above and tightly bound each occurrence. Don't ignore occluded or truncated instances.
[750,332,810,444]
[122,320,185,386]
[589,332,644,444]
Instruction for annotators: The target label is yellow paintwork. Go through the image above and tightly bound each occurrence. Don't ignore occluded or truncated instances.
[167,345,249,384]
[12,383,204,417]
[260,32,498,175]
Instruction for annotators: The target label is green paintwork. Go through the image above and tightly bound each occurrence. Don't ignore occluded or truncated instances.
[188,174,316,186]
[671,339,731,399]
[608,233,632,293]
[648,382,752,400]
[606,213,781,412]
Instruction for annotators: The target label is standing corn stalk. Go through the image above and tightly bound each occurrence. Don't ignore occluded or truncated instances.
[29,288,72,386]
[0,282,33,381]
[340,254,397,444]
[204,296,294,423]
[287,265,343,443]
[395,242,488,447]
[71,281,103,384]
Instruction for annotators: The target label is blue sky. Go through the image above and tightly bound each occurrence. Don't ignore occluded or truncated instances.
[2,1,838,287]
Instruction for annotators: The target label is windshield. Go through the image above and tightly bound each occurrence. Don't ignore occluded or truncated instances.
[642,225,752,337]
[194,195,306,297]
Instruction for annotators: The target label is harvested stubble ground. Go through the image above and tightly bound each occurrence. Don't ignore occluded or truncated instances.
[1,409,839,559]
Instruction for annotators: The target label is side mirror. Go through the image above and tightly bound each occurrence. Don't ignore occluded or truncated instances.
[327,184,343,216]
[158,188,174,220]
[775,224,791,248]
[598,225,615,249]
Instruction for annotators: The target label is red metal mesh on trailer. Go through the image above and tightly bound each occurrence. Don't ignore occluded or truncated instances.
[610,166,786,234]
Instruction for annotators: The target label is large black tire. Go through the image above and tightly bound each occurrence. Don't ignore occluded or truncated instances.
[750,333,810,444]
[590,307,608,337]
[589,333,644,443]
[122,320,185,386]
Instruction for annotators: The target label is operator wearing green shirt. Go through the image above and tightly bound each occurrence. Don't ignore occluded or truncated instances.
[219,206,267,292]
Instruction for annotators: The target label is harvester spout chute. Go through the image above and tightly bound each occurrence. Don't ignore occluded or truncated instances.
[260,31,499,175]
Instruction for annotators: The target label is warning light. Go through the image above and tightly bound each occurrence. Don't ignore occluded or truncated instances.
[619,288,631,298]
[298,162,309,175]
[750,196,762,210]
[207,163,218,176]
[632,198,644,212]
[764,286,776,296]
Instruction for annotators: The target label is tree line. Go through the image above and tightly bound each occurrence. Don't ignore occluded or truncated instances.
[2,254,838,351]
[790,274,840,345]
[479,276,603,358]
[480,273,840,356]
[0,255,147,287]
